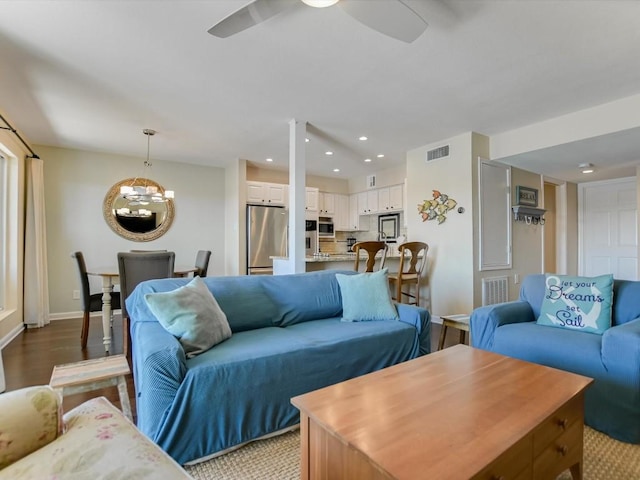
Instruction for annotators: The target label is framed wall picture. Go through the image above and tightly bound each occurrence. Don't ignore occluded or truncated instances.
[378,213,400,242]
[516,186,538,207]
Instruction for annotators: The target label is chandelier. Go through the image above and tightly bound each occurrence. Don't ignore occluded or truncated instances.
[120,129,175,204]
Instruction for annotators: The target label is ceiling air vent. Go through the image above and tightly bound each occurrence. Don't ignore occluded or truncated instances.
[366,174,377,189]
[426,145,450,162]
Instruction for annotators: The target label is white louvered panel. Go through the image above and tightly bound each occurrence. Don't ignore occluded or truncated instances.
[482,276,509,306]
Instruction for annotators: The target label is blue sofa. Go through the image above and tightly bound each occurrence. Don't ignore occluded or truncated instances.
[126,270,431,464]
[470,274,640,444]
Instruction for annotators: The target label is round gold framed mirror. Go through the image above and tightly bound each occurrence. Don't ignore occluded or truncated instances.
[103,178,175,242]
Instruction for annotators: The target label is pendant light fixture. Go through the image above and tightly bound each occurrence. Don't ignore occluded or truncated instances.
[120,129,174,204]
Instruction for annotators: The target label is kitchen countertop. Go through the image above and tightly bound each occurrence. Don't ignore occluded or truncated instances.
[272,253,404,263]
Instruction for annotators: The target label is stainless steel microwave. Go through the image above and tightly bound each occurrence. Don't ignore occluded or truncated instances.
[318,218,334,238]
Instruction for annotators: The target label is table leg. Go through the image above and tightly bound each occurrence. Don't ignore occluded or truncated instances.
[438,324,447,350]
[459,330,466,345]
[100,277,114,353]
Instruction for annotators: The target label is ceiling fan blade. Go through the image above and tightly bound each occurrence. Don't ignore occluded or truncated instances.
[208,0,295,38]
[338,0,428,43]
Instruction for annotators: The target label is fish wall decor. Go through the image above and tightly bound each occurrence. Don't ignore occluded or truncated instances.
[417,190,457,224]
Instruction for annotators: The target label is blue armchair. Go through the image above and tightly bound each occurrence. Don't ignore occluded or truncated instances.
[470,274,640,444]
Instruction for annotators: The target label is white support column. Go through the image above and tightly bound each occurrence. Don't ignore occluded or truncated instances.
[273,118,307,275]
[289,118,306,274]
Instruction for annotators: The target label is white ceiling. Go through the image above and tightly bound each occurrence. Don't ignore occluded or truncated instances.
[1,0,640,183]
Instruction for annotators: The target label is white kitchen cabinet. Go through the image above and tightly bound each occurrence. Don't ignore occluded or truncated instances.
[349,194,370,231]
[389,184,403,210]
[318,192,335,215]
[378,184,404,212]
[357,190,380,214]
[247,181,287,206]
[356,192,367,215]
[334,194,350,231]
[305,187,319,212]
[357,191,375,215]
[367,190,379,214]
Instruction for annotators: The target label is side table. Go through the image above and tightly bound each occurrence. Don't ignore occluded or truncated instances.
[49,354,132,421]
[438,314,470,350]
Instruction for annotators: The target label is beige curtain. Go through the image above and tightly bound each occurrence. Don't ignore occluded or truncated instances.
[23,156,50,328]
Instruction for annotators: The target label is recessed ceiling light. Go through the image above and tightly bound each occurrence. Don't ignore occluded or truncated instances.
[579,162,595,174]
[377,154,384,158]
[305,138,310,143]
[266,158,273,162]
[364,158,372,163]
[301,0,339,7]
[333,168,340,172]
[325,151,333,155]
[359,136,368,141]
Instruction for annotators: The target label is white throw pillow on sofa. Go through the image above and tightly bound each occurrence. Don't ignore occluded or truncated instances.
[145,276,231,357]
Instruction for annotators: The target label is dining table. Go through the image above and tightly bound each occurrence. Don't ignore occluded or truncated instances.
[87,266,198,352]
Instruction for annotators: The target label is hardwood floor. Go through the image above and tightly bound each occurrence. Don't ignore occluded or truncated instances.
[2,315,135,416]
[1,315,464,419]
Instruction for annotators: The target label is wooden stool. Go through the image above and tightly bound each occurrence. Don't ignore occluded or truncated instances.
[438,314,470,350]
[49,354,132,421]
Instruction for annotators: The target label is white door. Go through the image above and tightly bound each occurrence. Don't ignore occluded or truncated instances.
[579,177,637,280]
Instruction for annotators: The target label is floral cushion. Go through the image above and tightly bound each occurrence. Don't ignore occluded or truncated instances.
[0,396,191,479]
[0,385,62,469]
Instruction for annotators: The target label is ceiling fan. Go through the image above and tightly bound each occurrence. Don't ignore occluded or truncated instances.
[208,0,428,43]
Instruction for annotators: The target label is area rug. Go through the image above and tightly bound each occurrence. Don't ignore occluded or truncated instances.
[185,427,640,480]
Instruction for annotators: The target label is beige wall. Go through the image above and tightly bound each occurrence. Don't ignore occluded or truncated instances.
[225,159,246,276]
[406,132,476,316]
[508,168,545,293]
[39,145,226,316]
[406,130,577,314]
[0,123,27,343]
[348,165,406,193]
[246,164,350,194]
[490,93,640,161]
[565,182,579,275]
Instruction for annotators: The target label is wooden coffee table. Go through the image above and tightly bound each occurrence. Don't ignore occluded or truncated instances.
[291,345,593,480]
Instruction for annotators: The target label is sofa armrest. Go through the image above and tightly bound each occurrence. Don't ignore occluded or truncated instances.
[601,317,640,377]
[0,396,191,478]
[396,303,431,356]
[131,321,187,439]
[470,301,535,350]
[0,386,62,469]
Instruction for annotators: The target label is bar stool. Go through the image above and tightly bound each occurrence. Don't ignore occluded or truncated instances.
[388,242,428,305]
[352,241,388,272]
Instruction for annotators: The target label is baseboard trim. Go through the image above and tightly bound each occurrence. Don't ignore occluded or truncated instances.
[0,323,25,349]
[49,311,122,321]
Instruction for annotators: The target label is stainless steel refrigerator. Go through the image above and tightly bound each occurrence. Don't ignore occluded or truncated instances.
[247,205,288,275]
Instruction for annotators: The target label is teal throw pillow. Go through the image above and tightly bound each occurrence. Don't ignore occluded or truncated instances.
[336,268,398,322]
[536,274,613,335]
[144,276,232,357]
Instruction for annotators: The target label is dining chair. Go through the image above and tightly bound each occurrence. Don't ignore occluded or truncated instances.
[118,251,175,361]
[129,249,168,252]
[387,242,429,306]
[352,241,388,273]
[71,251,121,349]
[194,250,211,277]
